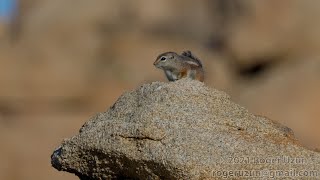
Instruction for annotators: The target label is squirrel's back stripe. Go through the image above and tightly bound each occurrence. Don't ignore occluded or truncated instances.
[181,50,203,67]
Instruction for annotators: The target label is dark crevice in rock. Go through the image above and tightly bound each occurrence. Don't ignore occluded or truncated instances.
[118,134,165,142]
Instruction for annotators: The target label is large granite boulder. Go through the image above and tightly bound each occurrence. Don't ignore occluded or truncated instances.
[51,79,320,179]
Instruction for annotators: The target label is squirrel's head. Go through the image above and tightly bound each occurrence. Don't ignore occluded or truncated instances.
[153,52,179,69]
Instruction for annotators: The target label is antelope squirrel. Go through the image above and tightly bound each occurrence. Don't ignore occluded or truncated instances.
[153,51,204,82]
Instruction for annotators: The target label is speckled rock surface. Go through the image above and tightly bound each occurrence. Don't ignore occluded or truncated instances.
[51,79,320,179]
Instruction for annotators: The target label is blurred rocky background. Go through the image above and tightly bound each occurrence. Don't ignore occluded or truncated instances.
[0,0,319,179]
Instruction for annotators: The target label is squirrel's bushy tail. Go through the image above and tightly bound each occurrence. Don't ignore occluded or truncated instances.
[181,51,203,67]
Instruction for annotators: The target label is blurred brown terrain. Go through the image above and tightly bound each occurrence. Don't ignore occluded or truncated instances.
[0,0,319,179]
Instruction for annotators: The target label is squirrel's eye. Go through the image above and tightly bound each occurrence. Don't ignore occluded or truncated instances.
[160,57,166,61]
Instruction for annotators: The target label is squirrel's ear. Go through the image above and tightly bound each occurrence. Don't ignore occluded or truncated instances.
[185,60,200,67]
[168,54,174,59]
